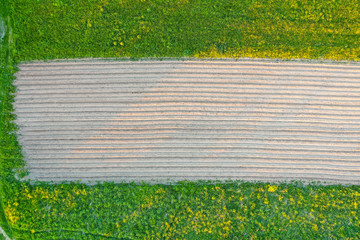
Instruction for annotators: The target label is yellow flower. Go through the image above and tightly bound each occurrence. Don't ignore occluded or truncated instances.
[113,41,117,45]
[268,185,278,192]
[5,205,19,225]
[155,188,165,194]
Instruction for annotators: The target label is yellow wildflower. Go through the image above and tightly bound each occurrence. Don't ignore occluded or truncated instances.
[268,185,278,192]
[155,188,165,194]
[5,205,19,225]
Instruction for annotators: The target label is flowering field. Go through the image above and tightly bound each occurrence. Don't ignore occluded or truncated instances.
[1,0,360,239]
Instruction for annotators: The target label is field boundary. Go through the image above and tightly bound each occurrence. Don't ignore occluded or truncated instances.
[19,56,360,66]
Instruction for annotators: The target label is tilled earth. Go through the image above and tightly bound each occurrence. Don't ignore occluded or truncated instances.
[13,58,360,185]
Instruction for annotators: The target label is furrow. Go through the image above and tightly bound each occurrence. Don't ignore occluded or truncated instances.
[12,97,360,107]
[18,62,360,71]
[14,85,360,95]
[23,156,360,163]
[14,69,360,79]
[13,118,360,125]
[25,166,360,174]
[15,122,360,131]
[24,171,360,178]
[14,80,360,88]
[21,146,360,153]
[18,59,360,68]
[23,153,360,161]
[19,139,360,147]
[18,135,360,143]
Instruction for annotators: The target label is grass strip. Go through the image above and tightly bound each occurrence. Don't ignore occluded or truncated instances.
[10,0,360,62]
[4,180,360,239]
[0,0,26,239]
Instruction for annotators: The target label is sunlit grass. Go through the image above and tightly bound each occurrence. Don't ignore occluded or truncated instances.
[4,180,360,239]
[11,0,360,61]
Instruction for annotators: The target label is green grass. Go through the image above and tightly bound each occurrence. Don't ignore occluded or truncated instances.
[5,181,360,239]
[10,0,360,62]
[1,1,26,239]
[1,0,360,239]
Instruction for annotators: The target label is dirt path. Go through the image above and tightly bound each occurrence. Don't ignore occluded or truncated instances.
[13,58,360,185]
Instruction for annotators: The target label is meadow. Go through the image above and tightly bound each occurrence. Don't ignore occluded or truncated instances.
[11,0,360,62]
[1,0,360,239]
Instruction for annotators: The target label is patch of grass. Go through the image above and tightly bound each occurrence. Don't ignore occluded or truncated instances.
[9,0,360,62]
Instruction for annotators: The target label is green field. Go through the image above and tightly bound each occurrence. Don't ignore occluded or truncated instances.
[11,0,360,61]
[1,0,360,239]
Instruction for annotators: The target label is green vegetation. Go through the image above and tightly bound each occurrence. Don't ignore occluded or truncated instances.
[4,181,360,239]
[10,0,360,62]
[1,1,25,239]
[1,0,360,239]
